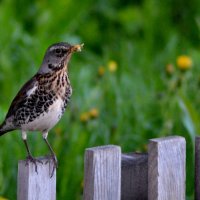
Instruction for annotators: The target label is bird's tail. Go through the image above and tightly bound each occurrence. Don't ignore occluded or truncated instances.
[0,122,14,136]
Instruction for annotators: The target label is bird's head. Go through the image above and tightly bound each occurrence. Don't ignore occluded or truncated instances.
[38,42,83,74]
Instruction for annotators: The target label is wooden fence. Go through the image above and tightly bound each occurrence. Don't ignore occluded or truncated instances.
[17,135,200,200]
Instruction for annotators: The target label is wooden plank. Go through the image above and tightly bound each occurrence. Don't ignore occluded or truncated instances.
[121,153,148,200]
[17,157,56,200]
[148,136,186,200]
[83,145,121,200]
[195,136,200,200]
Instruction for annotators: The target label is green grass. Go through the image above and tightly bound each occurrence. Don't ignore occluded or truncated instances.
[0,0,200,199]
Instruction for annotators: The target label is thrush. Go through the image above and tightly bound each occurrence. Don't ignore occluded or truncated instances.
[0,42,83,177]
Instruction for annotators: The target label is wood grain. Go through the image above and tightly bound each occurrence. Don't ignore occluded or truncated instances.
[148,136,186,200]
[83,145,121,200]
[17,156,56,200]
[121,153,148,200]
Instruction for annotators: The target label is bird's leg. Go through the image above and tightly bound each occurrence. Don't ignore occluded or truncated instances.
[22,131,43,174]
[43,132,58,178]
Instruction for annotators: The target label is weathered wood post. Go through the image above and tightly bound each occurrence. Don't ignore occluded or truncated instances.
[195,136,200,200]
[83,145,121,200]
[148,136,186,200]
[121,153,148,200]
[17,157,56,200]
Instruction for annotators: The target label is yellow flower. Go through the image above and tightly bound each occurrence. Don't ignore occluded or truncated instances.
[0,197,8,200]
[80,179,84,189]
[108,60,117,72]
[98,66,105,76]
[80,112,90,122]
[89,108,99,118]
[176,55,192,70]
[165,64,174,75]
[55,127,62,136]
[143,144,147,151]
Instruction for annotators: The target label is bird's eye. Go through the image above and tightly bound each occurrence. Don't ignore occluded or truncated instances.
[62,49,67,53]
[55,49,61,54]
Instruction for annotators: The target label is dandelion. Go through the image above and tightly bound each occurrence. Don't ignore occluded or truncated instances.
[165,64,174,75]
[55,127,62,136]
[89,108,99,118]
[0,197,8,200]
[143,144,147,151]
[108,60,117,72]
[81,179,84,189]
[176,55,192,71]
[98,66,105,76]
[80,112,90,122]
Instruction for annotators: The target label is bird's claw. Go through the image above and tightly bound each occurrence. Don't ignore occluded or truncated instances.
[45,154,58,178]
[25,155,43,174]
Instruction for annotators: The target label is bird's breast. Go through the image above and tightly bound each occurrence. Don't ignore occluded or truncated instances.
[17,69,72,131]
[38,69,72,116]
[36,69,72,105]
[21,97,64,132]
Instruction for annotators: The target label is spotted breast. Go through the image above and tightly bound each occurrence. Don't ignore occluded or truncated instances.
[12,68,72,132]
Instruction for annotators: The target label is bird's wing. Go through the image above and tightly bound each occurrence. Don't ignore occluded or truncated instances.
[5,75,38,119]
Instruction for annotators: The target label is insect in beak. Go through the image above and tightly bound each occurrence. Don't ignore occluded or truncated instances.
[70,43,84,53]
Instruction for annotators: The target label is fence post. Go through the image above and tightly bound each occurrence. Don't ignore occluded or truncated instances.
[17,157,56,200]
[148,136,186,200]
[121,153,148,200]
[83,145,121,200]
[195,136,200,200]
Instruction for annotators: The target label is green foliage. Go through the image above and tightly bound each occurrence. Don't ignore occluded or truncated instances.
[0,0,199,199]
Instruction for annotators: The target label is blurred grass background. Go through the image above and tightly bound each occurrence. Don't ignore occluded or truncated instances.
[0,0,200,199]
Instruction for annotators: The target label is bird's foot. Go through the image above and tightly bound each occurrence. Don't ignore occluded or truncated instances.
[25,155,43,174]
[45,154,58,178]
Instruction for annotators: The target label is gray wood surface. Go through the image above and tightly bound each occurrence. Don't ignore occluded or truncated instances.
[83,145,121,200]
[17,157,56,200]
[121,153,148,200]
[148,136,186,200]
[195,136,200,200]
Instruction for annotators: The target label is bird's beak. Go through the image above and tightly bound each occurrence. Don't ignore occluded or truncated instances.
[70,43,84,53]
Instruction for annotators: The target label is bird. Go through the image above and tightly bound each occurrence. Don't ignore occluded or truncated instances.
[0,42,83,177]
